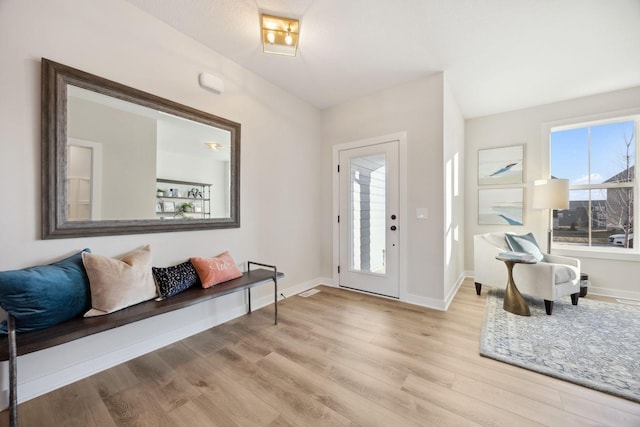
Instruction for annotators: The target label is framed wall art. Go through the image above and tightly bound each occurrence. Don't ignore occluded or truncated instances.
[478,188,524,225]
[162,201,175,212]
[478,145,524,185]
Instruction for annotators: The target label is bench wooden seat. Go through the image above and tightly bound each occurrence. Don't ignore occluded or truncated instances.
[2,261,282,426]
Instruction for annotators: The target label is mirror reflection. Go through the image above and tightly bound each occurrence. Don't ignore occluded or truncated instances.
[41,58,240,239]
[66,86,231,222]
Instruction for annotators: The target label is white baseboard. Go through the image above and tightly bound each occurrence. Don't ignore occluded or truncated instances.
[402,272,466,311]
[328,277,452,312]
[250,277,332,309]
[3,277,330,410]
[13,304,246,406]
[588,286,640,301]
[405,293,447,311]
[443,272,467,310]
[315,277,336,287]
[7,300,246,409]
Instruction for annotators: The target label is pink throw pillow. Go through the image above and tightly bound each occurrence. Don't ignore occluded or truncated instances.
[190,251,242,288]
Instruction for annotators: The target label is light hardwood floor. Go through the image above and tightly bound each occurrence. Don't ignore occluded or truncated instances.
[4,280,639,426]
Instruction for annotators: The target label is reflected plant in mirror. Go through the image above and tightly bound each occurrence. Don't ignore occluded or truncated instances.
[41,58,240,238]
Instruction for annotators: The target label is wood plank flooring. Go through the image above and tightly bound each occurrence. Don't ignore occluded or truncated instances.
[4,280,640,426]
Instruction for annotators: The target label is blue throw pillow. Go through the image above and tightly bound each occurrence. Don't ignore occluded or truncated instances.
[505,233,544,262]
[0,249,92,333]
[152,261,199,299]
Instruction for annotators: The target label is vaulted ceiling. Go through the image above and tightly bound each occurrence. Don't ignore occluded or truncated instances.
[125,0,640,118]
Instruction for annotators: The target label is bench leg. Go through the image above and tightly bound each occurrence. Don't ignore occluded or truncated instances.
[274,276,278,325]
[247,288,252,313]
[247,261,279,325]
[8,314,17,427]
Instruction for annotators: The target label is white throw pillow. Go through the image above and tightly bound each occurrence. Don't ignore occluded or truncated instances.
[82,245,157,317]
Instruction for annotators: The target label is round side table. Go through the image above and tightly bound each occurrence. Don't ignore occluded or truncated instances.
[495,253,537,316]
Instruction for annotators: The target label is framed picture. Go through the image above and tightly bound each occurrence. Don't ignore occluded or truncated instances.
[478,145,524,185]
[478,188,524,225]
[155,201,162,213]
[163,201,175,212]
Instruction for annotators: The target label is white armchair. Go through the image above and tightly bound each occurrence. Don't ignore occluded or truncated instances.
[474,232,581,315]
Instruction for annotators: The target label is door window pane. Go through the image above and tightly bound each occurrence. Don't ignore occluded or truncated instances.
[350,154,386,274]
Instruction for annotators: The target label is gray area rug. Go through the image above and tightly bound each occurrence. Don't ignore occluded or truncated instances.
[480,288,640,403]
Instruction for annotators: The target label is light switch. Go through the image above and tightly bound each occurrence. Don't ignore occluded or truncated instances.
[416,208,428,219]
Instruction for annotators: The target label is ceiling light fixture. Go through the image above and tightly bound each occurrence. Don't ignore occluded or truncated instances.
[205,142,222,151]
[261,14,299,57]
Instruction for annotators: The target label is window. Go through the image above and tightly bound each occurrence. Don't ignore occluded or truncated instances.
[550,116,638,251]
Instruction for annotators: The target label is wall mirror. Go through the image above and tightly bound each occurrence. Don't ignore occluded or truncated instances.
[42,58,240,238]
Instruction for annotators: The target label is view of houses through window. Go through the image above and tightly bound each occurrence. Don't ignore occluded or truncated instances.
[550,116,637,250]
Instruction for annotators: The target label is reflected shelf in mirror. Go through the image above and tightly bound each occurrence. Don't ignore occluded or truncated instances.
[156,178,212,220]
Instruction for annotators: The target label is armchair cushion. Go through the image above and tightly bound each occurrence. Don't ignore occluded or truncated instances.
[505,232,544,262]
[555,265,577,284]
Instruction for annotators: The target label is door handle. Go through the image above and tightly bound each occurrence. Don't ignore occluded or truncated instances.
[390,225,397,231]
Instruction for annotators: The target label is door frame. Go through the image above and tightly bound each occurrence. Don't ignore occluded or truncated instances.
[332,131,408,301]
[68,137,103,220]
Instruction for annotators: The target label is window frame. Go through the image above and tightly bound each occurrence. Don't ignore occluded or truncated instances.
[543,110,640,258]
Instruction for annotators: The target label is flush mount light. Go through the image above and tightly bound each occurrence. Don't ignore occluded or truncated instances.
[205,142,222,151]
[261,14,299,56]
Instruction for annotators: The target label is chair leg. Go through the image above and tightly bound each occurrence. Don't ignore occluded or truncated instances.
[571,292,579,305]
[474,282,482,296]
[544,300,553,315]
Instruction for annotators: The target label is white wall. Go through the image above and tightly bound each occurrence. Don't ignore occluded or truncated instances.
[0,0,322,407]
[69,97,158,220]
[321,73,461,307]
[465,86,640,300]
[443,76,466,303]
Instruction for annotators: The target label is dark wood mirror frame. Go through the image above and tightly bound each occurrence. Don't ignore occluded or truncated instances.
[41,58,240,239]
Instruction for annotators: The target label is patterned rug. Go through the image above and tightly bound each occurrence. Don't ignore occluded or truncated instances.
[480,288,640,403]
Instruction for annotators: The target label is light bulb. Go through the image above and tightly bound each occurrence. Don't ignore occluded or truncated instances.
[267,32,275,43]
[285,33,293,45]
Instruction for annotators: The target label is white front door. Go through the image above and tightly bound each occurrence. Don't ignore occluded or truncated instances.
[338,140,399,298]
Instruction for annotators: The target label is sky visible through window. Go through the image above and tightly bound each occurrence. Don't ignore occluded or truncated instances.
[551,120,635,201]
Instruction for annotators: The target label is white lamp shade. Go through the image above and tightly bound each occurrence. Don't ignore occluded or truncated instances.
[532,179,570,210]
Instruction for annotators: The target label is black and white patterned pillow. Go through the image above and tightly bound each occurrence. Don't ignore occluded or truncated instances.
[152,261,199,299]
